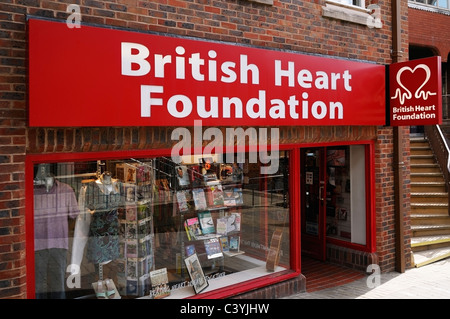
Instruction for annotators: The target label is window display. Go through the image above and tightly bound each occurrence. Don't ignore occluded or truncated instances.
[32,152,290,299]
[325,145,366,244]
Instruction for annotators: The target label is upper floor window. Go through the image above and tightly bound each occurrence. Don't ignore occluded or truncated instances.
[410,0,449,10]
[330,0,366,9]
[322,0,382,28]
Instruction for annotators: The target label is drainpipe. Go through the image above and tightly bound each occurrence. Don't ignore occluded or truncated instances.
[392,0,406,273]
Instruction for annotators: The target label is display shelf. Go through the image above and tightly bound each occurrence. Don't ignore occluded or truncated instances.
[140,254,287,299]
[223,250,245,257]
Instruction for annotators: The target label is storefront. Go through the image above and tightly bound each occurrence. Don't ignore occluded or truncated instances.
[26,17,385,299]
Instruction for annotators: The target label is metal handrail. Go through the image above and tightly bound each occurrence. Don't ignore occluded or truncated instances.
[436,125,450,173]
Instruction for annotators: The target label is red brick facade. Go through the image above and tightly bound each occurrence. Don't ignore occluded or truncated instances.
[0,0,409,299]
[409,6,450,61]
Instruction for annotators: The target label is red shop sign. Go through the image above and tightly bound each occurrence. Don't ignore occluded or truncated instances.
[28,18,386,127]
[389,56,442,126]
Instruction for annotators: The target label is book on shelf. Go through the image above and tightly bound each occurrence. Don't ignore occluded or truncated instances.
[198,211,215,235]
[192,188,208,211]
[176,190,190,213]
[189,165,203,187]
[231,212,241,231]
[175,165,190,187]
[229,235,240,252]
[233,187,244,205]
[184,217,203,240]
[184,253,209,294]
[215,214,241,235]
[203,237,223,259]
[125,204,137,221]
[149,268,171,299]
[216,217,228,236]
[123,183,137,202]
[219,236,229,252]
[185,244,196,257]
[219,163,243,183]
[206,183,225,208]
[222,186,237,207]
[226,212,241,233]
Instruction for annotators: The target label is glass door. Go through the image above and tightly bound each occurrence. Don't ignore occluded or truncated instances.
[301,148,326,261]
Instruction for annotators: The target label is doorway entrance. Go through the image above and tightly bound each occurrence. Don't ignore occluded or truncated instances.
[301,147,346,261]
[301,148,326,261]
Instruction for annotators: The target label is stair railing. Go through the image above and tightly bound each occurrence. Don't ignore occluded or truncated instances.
[424,124,450,215]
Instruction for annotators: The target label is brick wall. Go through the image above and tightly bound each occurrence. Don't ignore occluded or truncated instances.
[0,0,408,298]
[409,7,450,61]
[26,126,379,154]
[375,126,412,272]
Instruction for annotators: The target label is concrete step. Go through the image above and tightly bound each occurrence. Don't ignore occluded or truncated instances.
[411,172,446,183]
[410,154,436,165]
[410,163,441,174]
[411,192,448,204]
[411,235,450,252]
[412,246,450,267]
[410,138,428,146]
[412,224,450,237]
[411,181,446,193]
[410,149,434,156]
[411,213,450,225]
[411,202,448,214]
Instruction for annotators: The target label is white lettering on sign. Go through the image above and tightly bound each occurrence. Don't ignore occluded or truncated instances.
[121,42,352,122]
[121,42,259,85]
[274,60,352,91]
[140,86,344,121]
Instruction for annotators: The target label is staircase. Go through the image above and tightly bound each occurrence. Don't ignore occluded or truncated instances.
[410,136,450,267]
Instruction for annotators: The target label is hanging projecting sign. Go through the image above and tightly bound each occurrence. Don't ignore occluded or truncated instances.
[28,18,386,127]
[389,56,442,126]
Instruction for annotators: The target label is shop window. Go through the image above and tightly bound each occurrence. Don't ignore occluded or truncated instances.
[325,145,366,245]
[410,0,450,9]
[32,151,290,299]
[247,0,274,5]
[329,0,366,8]
[322,0,382,28]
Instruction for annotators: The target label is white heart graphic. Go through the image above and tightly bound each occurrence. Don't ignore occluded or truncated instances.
[391,63,436,105]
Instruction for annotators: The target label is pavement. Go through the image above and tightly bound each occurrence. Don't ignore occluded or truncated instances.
[284,257,450,299]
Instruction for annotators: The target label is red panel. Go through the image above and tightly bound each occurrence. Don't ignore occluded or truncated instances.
[28,18,386,127]
[389,56,442,126]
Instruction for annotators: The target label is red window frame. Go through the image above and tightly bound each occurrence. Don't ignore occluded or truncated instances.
[25,146,302,299]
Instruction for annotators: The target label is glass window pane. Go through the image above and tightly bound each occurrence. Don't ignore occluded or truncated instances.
[325,145,366,244]
[33,151,290,299]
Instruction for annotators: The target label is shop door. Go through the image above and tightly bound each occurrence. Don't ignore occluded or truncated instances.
[301,148,326,261]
